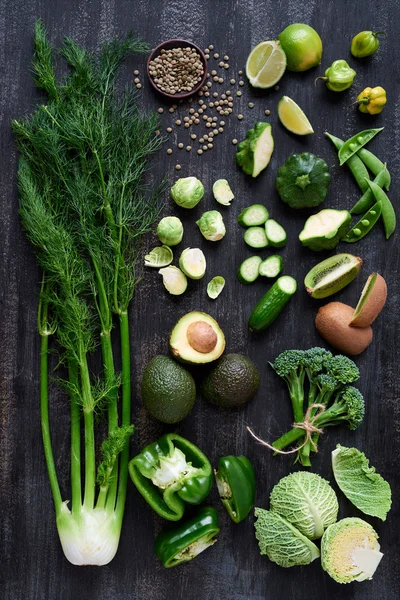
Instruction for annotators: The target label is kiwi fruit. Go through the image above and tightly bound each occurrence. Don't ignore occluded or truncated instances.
[305,253,362,299]
[315,302,373,355]
[350,273,387,328]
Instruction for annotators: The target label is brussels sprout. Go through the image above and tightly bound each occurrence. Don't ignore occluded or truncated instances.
[213,179,234,206]
[207,276,225,299]
[196,210,226,241]
[144,245,173,268]
[170,176,204,209]
[157,216,184,246]
[179,248,206,280]
[158,266,187,295]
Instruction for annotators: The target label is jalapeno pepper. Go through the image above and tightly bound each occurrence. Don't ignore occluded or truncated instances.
[338,127,384,166]
[357,86,387,115]
[129,433,213,520]
[342,200,382,242]
[316,60,356,92]
[214,455,256,523]
[155,507,220,568]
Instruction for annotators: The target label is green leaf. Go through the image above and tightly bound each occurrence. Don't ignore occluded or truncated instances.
[144,245,173,268]
[207,276,225,299]
[332,445,392,521]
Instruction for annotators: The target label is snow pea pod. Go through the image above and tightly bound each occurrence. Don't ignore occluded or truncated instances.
[338,127,384,166]
[366,179,396,239]
[357,147,391,189]
[342,201,382,242]
[325,132,369,193]
[351,166,389,214]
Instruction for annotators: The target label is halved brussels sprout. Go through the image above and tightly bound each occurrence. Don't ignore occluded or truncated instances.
[179,248,206,280]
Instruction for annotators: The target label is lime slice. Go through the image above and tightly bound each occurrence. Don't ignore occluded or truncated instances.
[277,96,314,135]
[246,41,287,89]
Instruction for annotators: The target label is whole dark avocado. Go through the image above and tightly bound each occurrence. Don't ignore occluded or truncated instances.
[141,355,196,424]
[201,353,260,408]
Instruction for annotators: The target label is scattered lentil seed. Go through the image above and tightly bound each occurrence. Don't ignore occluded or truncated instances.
[206,122,212,128]
[218,77,224,83]
[133,70,139,76]
[186,146,192,151]
[207,116,213,122]
[205,91,210,97]
[213,128,219,134]
[202,115,208,121]
[238,70,243,75]
[223,63,229,69]
[156,130,161,135]
[197,149,203,155]
[203,145,208,151]
[184,123,190,128]
[191,133,197,139]
[209,132,214,138]
[206,72,210,77]
[214,53,219,59]
[213,92,218,97]
[134,77,140,84]
[248,102,254,108]
[198,90,204,96]
[228,101,233,107]
[224,55,229,61]
[168,107,174,113]
[219,61,224,67]
[230,78,236,85]
[220,120,225,126]
[175,119,182,125]
[167,148,173,154]
[265,109,271,116]
[212,116,218,122]
[226,90,231,96]
[237,114,244,120]
[232,138,238,145]
[184,116,190,122]
[198,108,204,114]
[239,80,244,86]
[207,143,213,149]
[274,85,280,91]
[209,102,214,108]
[207,81,212,88]
[178,143,184,148]
[194,118,200,124]
[136,83,142,89]
[194,112,199,117]
[208,44,214,50]
[213,76,219,82]
[211,70,217,76]
[167,127,172,133]
[203,134,209,140]
[172,104,178,109]
[218,127,224,133]
[236,90,242,97]
[205,54,210,60]
[199,137,205,143]
[176,164,182,170]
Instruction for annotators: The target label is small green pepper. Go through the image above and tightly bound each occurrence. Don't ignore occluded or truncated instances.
[155,507,220,568]
[129,433,213,520]
[214,455,256,523]
[366,180,396,239]
[316,60,356,92]
[351,166,390,214]
[338,127,384,166]
[351,31,385,58]
[342,201,382,242]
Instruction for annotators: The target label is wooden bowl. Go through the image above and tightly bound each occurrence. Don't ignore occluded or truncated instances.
[146,39,208,100]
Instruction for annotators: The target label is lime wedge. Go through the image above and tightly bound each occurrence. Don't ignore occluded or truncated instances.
[246,41,287,89]
[277,96,314,135]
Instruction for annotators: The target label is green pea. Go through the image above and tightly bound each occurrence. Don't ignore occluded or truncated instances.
[366,180,396,239]
[350,166,390,214]
[338,127,384,166]
[342,200,382,243]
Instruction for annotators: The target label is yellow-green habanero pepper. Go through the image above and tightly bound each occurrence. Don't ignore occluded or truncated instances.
[357,86,387,115]
[316,60,356,92]
[351,31,385,58]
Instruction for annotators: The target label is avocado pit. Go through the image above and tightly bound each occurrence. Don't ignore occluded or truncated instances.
[187,321,218,353]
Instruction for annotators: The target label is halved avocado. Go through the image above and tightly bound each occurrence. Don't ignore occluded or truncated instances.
[169,311,226,364]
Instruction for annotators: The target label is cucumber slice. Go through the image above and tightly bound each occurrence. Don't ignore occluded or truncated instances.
[238,204,269,227]
[237,256,262,284]
[259,255,284,278]
[248,276,297,332]
[265,219,287,248]
[244,227,268,248]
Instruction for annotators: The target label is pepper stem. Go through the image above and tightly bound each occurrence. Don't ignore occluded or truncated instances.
[314,76,328,87]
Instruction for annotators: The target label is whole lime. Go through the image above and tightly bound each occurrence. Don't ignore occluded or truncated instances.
[278,24,322,72]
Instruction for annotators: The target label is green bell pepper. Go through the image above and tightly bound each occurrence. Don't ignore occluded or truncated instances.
[155,507,220,568]
[214,455,256,523]
[129,433,213,521]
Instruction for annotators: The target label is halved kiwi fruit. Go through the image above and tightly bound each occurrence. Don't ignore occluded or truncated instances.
[316,302,373,355]
[305,253,362,299]
[350,273,387,328]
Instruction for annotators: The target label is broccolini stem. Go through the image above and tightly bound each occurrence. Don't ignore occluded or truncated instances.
[68,360,82,514]
[272,427,305,451]
[114,310,131,521]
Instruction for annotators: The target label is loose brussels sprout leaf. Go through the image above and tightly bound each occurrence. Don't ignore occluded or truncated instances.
[254,508,320,568]
[171,176,204,209]
[207,276,225,299]
[179,248,206,280]
[321,517,383,583]
[196,210,226,241]
[332,445,392,521]
[158,266,187,295]
[213,179,234,206]
[270,472,338,540]
[157,216,184,246]
[144,245,173,268]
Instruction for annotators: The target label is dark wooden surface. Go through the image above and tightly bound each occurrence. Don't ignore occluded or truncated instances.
[1,1,399,598]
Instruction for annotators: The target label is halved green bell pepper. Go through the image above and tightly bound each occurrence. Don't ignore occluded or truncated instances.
[155,507,220,568]
[129,433,212,521]
[214,455,256,523]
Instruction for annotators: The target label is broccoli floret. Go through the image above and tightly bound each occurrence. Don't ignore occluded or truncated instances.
[315,386,365,431]
[325,355,360,385]
[271,350,306,423]
[303,348,333,404]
